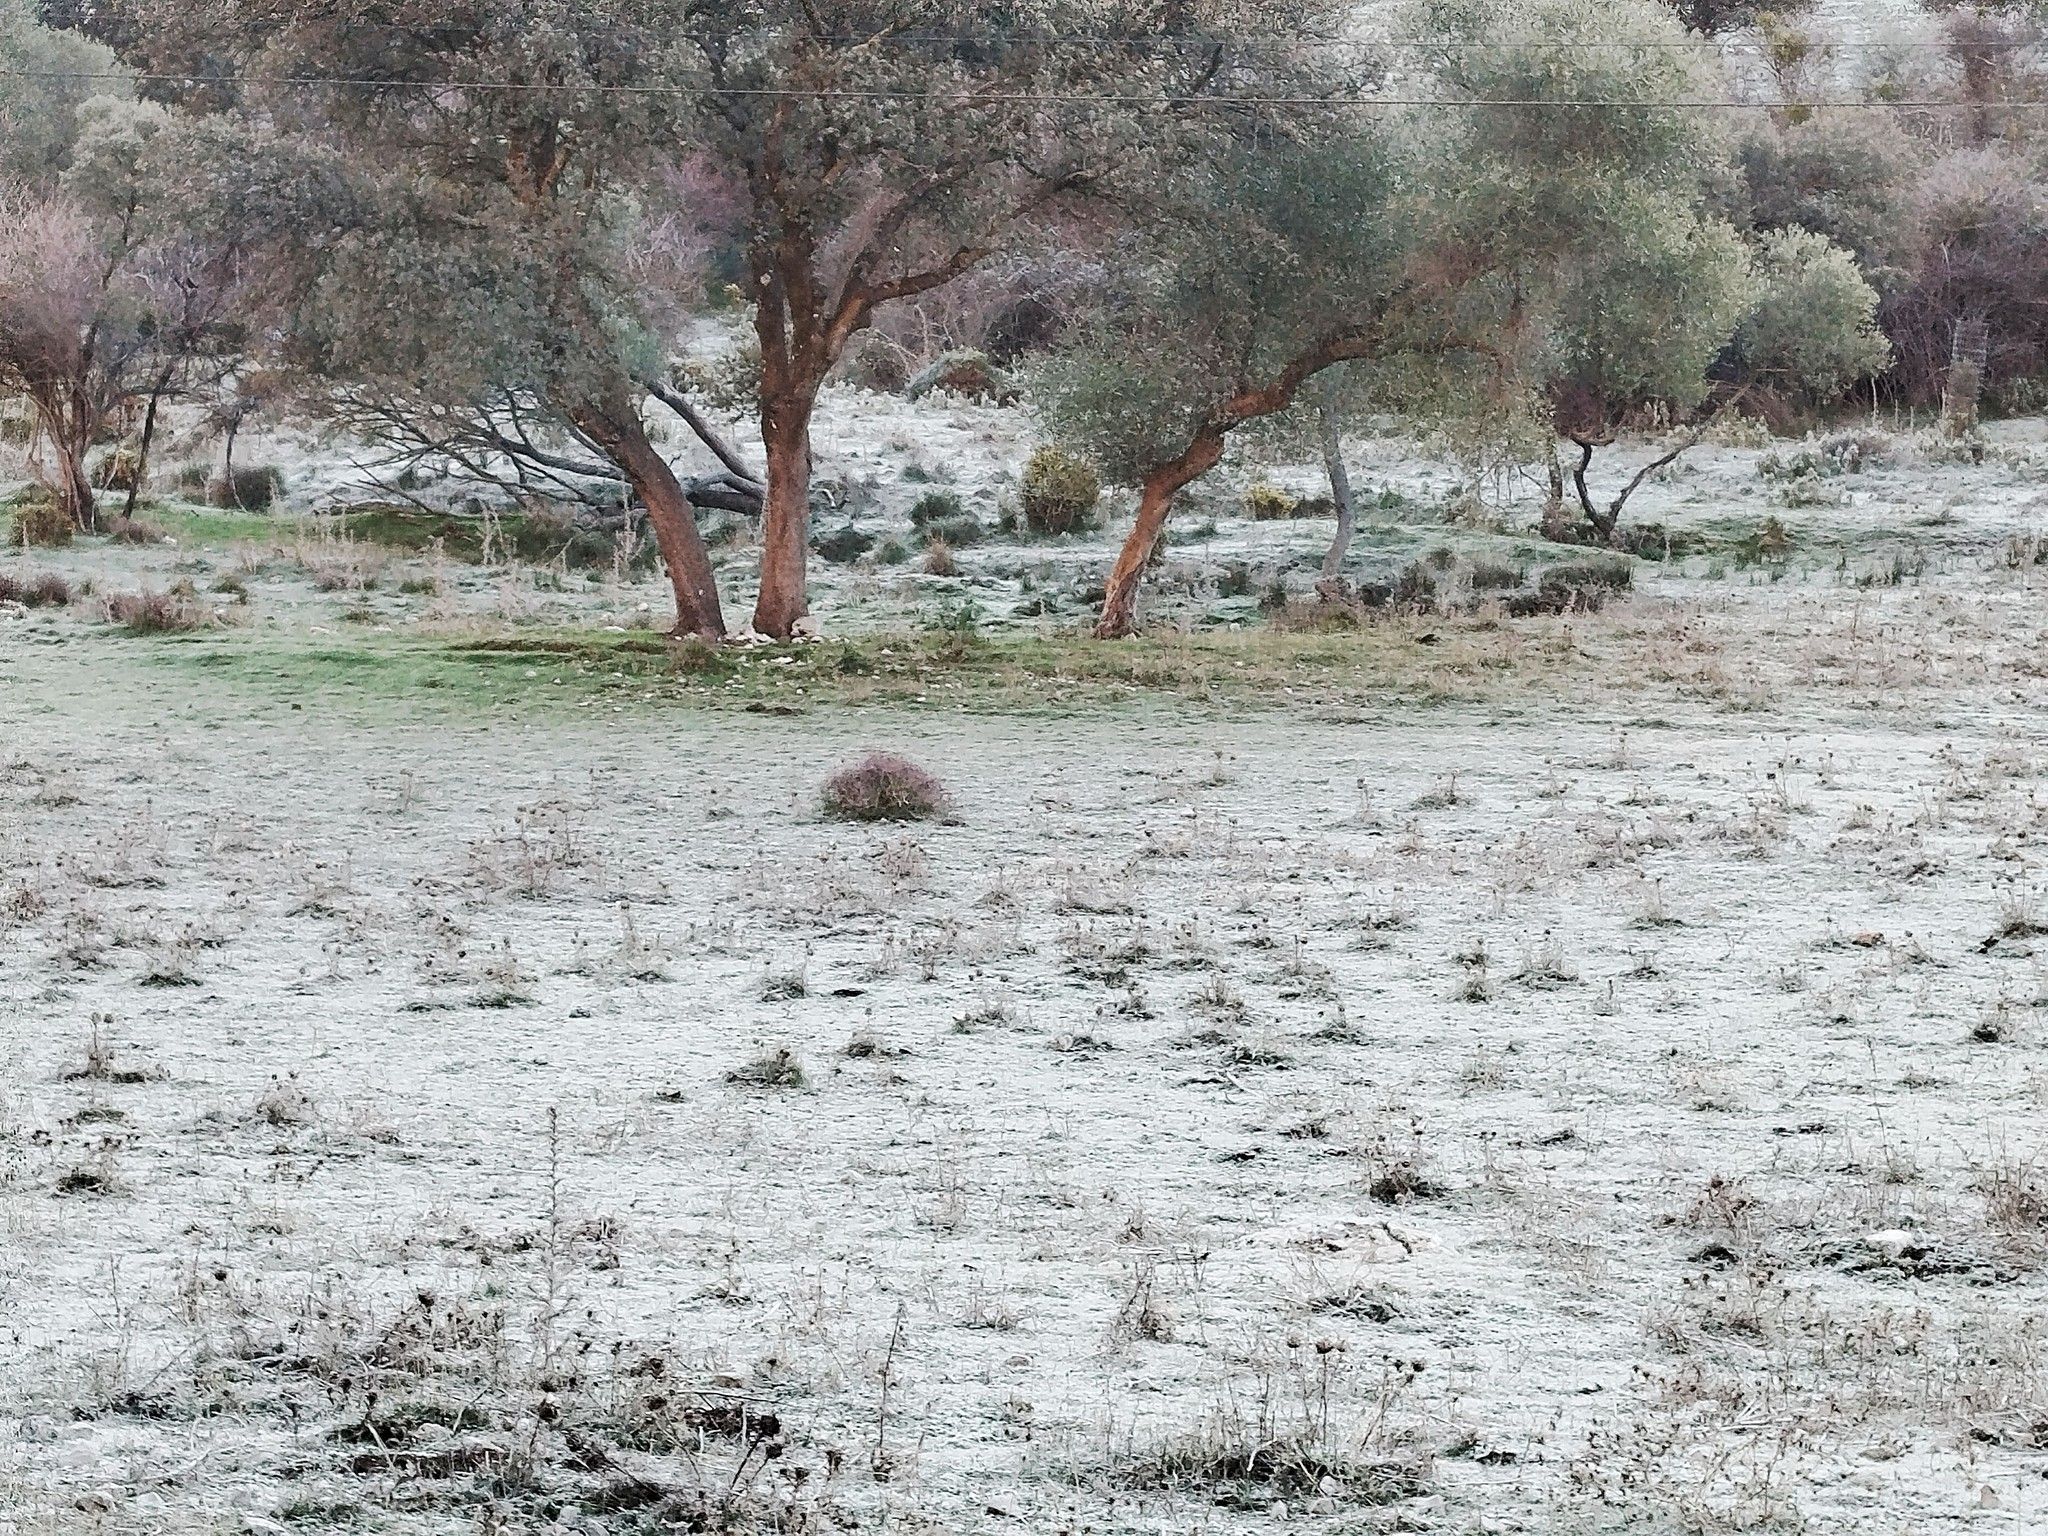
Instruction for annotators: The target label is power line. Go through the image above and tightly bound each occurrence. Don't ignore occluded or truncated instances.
[71,22,2042,50]
[0,67,2035,109]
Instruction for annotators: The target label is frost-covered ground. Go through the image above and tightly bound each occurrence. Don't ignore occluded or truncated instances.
[3,394,2048,1535]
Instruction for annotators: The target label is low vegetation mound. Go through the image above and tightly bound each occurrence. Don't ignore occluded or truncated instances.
[1021,446,1100,536]
[821,752,950,823]
[0,568,72,607]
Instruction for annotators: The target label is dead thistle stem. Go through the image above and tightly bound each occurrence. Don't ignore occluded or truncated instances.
[874,1305,906,1477]
[539,1106,565,1375]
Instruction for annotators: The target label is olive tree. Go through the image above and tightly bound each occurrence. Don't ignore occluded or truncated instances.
[665,2,1337,638]
[87,0,741,637]
[87,0,1303,639]
[0,0,107,184]
[1037,125,1417,638]
[1420,0,1886,541]
[1552,224,1889,541]
[0,12,238,533]
[1046,0,1755,634]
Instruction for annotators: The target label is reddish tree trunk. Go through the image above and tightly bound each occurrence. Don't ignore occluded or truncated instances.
[56,434,95,531]
[569,400,726,642]
[42,387,97,533]
[752,393,814,640]
[1094,435,1227,639]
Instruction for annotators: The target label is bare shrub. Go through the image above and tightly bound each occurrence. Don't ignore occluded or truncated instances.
[1110,1357,1431,1513]
[821,752,950,823]
[102,585,213,633]
[0,568,72,606]
[252,1074,316,1127]
[849,252,1097,383]
[103,513,166,544]
[1883,150,2048,405]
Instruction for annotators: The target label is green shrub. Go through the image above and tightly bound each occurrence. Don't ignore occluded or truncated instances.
[909,489,966,528]
[207,464,285,511]
[812,524,875,564]
[1021,446,1100,536]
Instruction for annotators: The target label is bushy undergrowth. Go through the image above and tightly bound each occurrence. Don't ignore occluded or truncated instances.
[9,492,72,548]
[103,585,214,634]
[0,567,73,607]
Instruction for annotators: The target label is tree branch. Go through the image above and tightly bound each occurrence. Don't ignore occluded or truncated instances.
[648,379,762,484]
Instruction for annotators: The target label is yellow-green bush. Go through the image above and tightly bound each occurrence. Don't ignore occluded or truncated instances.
[1021,446,1100,536]
[1246,481,1299,521]
[9,492,73,548]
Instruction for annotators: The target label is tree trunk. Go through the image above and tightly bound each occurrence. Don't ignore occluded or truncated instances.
[1568,438,1617,542]
[45,388,96,533]
[56,435,94,531]
[752,394,814,640]
[569,399,727,642]
[1095,435,1227,639]
[1316,387,1356,582]
[215,416,240,503]
[125,365,175,520]
[1541,441,1571,541]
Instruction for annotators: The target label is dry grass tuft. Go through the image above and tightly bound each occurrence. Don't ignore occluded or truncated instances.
[725,1045,809,1090]
[821,752,950,823]
[104,514,168,545]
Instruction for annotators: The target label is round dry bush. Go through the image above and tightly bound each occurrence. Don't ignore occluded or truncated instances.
[1021,445,1100,536]
[822,752,950,823]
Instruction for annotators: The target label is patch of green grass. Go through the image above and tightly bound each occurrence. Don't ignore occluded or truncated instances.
[330,504,650,570]
[143,616,1584,720]
[127,499,649,570]
[132,500,302,545]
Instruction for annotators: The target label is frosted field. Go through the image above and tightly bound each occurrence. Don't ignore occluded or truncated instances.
[3,402,2048,1533]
